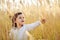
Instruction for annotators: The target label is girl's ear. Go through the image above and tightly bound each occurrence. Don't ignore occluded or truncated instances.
[14,21,16,23]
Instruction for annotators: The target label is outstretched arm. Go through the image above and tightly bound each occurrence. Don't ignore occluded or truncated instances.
[26,20,41,31]
[26,19,46,31]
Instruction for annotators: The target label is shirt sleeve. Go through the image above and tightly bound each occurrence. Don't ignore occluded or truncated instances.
[26,21,41,31]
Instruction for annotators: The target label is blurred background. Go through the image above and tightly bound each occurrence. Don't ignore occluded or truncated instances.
[0,0,60,40]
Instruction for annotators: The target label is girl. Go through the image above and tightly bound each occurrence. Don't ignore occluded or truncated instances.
[9,12,46,40]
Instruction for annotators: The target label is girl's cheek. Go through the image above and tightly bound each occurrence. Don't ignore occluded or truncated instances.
[19,19,22,22]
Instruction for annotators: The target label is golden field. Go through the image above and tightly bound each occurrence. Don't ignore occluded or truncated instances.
[0,0,60,40]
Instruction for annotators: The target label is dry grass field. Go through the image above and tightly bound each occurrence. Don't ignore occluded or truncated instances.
[0,0,60,40]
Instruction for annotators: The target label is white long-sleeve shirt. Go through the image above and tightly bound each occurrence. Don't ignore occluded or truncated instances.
[9,21,41,40]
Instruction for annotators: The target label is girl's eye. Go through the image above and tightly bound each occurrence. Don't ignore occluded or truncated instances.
[23,17,24,19]
[19,17,21,19]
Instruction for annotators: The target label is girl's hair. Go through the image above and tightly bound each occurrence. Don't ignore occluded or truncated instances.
[12,12,22,27]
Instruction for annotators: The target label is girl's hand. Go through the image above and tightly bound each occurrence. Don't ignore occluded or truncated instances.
[41,18,46,24]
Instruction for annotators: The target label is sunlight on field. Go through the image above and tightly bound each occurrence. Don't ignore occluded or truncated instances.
[0,0,60,40]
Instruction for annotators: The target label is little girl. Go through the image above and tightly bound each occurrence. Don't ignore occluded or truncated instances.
[9,12,46,40]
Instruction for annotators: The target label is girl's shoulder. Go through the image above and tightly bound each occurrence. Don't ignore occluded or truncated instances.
[10,27,16,32]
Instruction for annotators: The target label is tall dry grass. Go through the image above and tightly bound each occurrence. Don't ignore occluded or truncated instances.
[0,0,60,40]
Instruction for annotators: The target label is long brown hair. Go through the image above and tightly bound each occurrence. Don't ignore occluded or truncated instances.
[12,12,22,27]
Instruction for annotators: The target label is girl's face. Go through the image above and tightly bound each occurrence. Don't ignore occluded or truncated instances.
[15,14,25,26]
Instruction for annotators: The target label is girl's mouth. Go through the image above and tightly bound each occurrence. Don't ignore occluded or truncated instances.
[22,21,24,22]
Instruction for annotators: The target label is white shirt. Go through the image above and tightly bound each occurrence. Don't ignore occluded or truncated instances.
[9,21,41,40]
